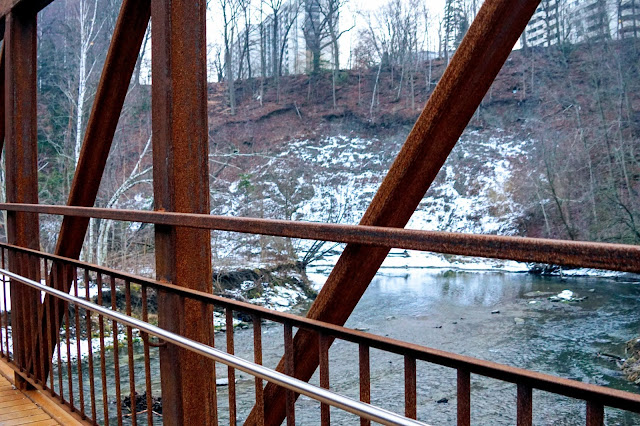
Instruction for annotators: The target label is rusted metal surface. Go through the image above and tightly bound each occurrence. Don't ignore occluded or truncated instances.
[141,284,154,426]
[4,241,640,416]
[359,344,371,426]
[4,7,42,383]
[0,0,54,20]
[84,269,97,422]
[284,323,295,425]
[4,203,640,274]
[517,383,532,426]
[404,356,417,419]
[97,274,109,425]
[151,0,215,422]
[457,369,470,426]
[586,401,604,426]
[319,333,330,426]
[124,280,137,426]
[226,308,237,425]
[4,244,640,423]
[252,315,265,426]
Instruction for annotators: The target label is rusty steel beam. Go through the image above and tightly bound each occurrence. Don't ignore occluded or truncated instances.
[4,8,42,383]
[246,0,542,424]
[151,0,216,424]
[3,203,640,273]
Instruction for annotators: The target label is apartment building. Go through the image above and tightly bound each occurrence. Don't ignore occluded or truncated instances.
[524,0,638,47]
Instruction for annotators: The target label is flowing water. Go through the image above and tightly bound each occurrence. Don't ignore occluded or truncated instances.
[71,270,640,425]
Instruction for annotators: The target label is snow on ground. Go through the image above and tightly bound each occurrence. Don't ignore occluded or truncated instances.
[209,130,635,285]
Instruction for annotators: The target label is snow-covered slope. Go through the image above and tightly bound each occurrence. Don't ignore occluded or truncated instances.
[213,128,532,275]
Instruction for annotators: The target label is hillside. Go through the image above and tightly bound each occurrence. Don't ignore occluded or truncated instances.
[32,38,640,276]
[206,39,640,257]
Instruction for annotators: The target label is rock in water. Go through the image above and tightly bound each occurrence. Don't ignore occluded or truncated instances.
[557,290,574,300]
[622,337,640,385]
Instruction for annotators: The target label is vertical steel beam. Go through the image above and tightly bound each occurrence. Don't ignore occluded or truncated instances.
[4,6,41,383]
[246,0,541,424]
[151,0,215,424]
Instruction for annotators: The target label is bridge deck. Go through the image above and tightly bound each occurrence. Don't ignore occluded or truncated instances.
[0,359,85,426]
[0,374,58,425]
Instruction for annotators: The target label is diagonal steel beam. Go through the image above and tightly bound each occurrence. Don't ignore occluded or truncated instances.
[246,0,542,424]
[37,0,150,378]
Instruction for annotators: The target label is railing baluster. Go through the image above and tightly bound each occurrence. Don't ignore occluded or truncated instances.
[586,401,604,426]
[19,252,29,372]
[359,343,370,426]
[64,264,75,410]
[125,280,137,426]
[110,276,123,425]
[85,269,97,423]
[319,333,330,426]
[2,248,9,361]
[37,256,46,387]
[97,273,110,426]
[212,305,219,426]
[253,314,264,426]
[457,369,470,426]
[404,355,417,419]
[284,322,295,426]
[226,308,236,425]
[73,267,85,418]
[141,284,153,426]
[46,260,55,396]
[517,383,532,426]
[53,262,64,402]
[27,253,39,380]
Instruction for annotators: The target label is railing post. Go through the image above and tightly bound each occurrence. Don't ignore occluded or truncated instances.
[150,0,216,423]
[4,4,42,386]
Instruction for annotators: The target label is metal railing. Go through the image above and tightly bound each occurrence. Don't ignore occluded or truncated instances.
[0,242,639,425]
[1,265,425,426]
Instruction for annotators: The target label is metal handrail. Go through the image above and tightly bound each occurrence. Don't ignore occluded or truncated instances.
[3,242,640,413]
[0,266,427,426]
[1,202,639,273]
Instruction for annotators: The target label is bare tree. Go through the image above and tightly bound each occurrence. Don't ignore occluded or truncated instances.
[219,0,240,114]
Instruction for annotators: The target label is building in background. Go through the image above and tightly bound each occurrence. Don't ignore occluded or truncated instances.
[524,0,639,47]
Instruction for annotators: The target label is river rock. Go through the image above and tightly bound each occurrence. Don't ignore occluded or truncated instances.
[548,289,587,302]
[514,317,525,324]
[622,337,640,385]
[216,377,238,386]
